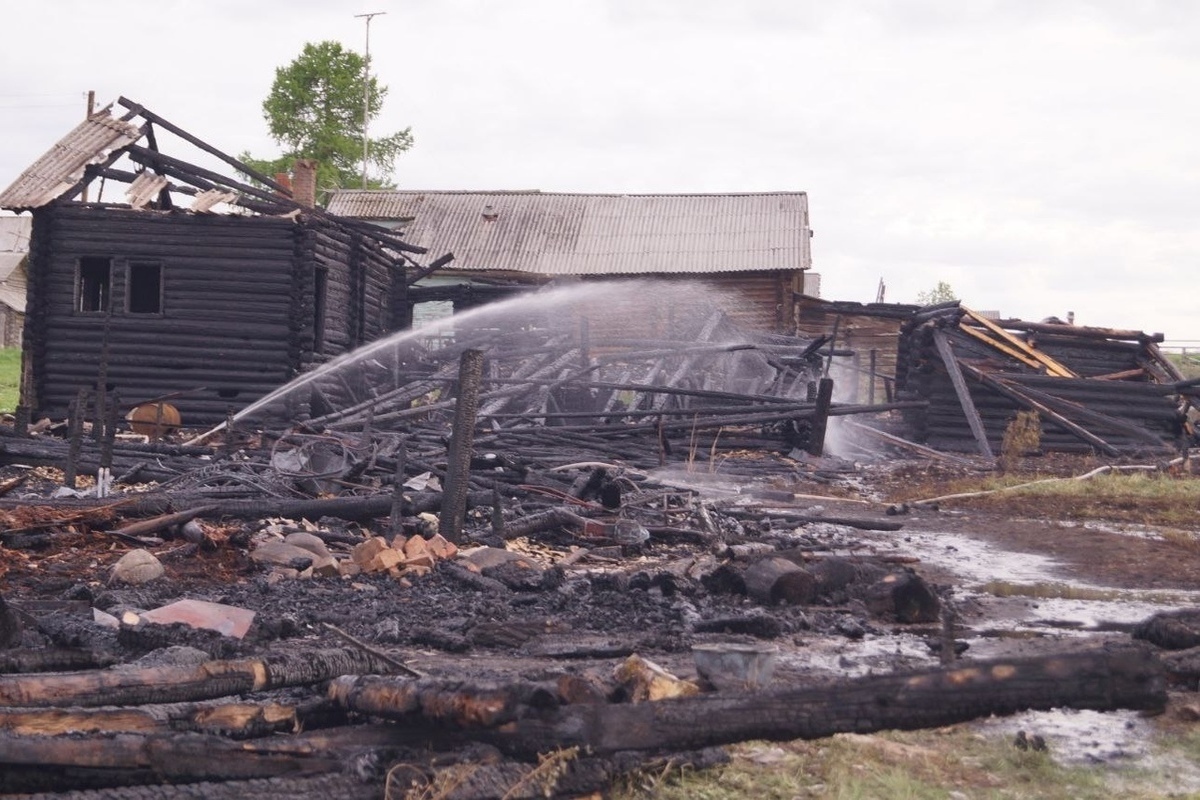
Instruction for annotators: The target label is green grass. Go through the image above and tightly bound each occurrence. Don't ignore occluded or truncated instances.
[614,729,1193,799]
[1165,352,1200,379]
[898,469,1200,527]
[0,347,19,413]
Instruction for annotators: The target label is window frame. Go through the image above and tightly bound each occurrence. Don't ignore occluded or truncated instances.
[126,260,164,315]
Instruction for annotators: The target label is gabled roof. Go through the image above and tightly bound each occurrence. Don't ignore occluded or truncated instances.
[0,115,142,210]
[0,99,434,267]
[325,190,811,276]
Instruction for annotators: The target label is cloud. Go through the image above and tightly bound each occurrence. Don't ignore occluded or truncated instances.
[2,1,1197,342]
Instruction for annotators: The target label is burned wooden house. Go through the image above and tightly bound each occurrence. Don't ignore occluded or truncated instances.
[893,303,1193,457]
[324,189,814,336]
[0,99,435,425]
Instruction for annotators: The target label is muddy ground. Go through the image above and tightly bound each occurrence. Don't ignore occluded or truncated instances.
[2,450,1199,794]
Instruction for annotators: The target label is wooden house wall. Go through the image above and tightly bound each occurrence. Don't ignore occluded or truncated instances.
[575,271,799,341]
[26,205,303,424]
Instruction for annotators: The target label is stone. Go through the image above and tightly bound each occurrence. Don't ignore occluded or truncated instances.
[284,531,332,559]
[110,549,165,586]
[459,546,527,571]
[251,541,316,571]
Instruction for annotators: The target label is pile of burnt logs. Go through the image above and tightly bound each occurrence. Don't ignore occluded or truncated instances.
[894,303,1192,457]
[0,619,1168,796]
[231,307,924,470]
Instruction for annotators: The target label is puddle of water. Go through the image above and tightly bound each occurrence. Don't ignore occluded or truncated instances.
[975,709,1200,794]
[855,527,1200,633]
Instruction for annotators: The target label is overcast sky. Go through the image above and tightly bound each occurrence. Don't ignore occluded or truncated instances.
[2,1,1197,343]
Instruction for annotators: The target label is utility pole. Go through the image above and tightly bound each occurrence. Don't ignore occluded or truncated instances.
[82,90,95,203]
[354,11,386,190]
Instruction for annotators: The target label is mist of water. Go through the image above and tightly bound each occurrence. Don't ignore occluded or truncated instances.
[234,278,801,429]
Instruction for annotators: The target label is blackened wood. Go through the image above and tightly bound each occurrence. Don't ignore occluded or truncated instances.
[390,438,406,537]
[65,389,87,489]
[329,675,558,730]
[0,648,119,675]
[485,645,1166,757]
[932,330,994,460]
[965,367,1120,456]
[0,648,397,709]
[440,349,484,544]
[0,730,341,783]
[743,558,815,605]
[858,570,941,623]
[118,98,293,196]
[806,378,835,456]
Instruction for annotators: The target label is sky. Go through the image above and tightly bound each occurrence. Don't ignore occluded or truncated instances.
[2,0,1198,344]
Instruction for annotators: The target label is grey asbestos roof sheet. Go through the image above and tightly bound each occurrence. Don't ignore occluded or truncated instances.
[325,190,811,275]
[0,216,31,252]
[0,110,142,210]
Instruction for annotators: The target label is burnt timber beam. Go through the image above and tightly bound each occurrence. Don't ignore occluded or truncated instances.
[932,330,995,460]
[118,97,293,197]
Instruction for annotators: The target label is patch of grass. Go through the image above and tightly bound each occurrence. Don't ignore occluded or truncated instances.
[615,729,1184,800]
[894,468,1200,528]
[978,579,1194,605]
[0,347,20,413]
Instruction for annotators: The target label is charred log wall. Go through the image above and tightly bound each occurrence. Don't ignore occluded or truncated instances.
[28,206,303,424]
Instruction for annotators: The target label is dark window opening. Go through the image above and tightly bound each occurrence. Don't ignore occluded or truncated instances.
[128,262,163,314]
[77,257,111,313]
[313,268,328,350]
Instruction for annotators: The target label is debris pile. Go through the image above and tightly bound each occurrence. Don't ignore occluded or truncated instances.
[0,297,1193,796]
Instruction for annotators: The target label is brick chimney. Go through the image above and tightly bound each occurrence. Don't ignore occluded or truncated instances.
[292,159,318,208]
[274,172,293,198]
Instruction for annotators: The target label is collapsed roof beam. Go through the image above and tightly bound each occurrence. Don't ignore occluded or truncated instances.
[118,97,293,197]
[124,144,287,208]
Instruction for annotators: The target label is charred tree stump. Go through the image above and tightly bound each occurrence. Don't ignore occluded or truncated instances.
[858,569,941,623]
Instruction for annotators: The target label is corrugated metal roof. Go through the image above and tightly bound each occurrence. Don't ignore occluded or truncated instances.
[0,216,31,252]
[0,111,142,210]
[325,190,811,275]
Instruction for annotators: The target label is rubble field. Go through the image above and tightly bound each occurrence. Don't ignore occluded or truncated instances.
[1,431,1198,798]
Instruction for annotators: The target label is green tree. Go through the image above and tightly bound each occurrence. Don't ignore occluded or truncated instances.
[240,40,413,195]
[915,281,958,306]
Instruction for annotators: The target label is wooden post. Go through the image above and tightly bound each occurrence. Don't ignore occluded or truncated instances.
[806,378,834,456]
[64,389,88,490]
[12,405,29,439]
[98,392,119,497]
[491,483,506,538]
[92,316,111,442]
[439,349,484,544]
[868,349,878,405]
[389,439,406,537]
